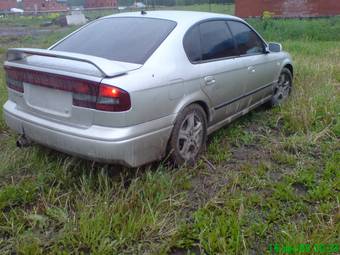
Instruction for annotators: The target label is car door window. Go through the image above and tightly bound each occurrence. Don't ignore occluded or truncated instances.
[183,25,201,62]
[199,20,237,61]
[227,21,265,56]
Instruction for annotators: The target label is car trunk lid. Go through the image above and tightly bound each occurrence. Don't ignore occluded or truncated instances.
[4,48,141,127]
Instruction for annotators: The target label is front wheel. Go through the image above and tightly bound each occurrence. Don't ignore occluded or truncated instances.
[269,67,293,107]
[169,104,207,166]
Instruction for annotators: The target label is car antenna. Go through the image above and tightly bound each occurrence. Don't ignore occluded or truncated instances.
[141,10,147,15]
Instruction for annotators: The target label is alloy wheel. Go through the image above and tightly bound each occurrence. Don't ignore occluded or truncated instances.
[177,112,204,161]
[273,72,292,104]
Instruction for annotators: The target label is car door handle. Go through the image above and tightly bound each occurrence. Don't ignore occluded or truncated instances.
[204,76,216,86]
[248,66,256,73]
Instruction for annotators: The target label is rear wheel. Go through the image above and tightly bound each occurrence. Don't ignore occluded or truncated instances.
[169,104,207,166]
[269,67,293,107]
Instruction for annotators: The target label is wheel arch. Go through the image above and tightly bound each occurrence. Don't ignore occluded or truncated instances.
[284,63,294,77]
[172,88,212,122]
[191,100,210,122]
[168,100,209,166]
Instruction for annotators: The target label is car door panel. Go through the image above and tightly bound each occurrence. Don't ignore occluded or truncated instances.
[196,20,245,124]
[200,58,247,124]
[243,54,279,105]
[227,20,278,108]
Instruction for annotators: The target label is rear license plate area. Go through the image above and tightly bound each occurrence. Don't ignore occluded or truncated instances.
[23,83,72,116]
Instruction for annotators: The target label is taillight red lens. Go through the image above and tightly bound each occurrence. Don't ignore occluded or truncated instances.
[96,84,131,112]
[98,85,120,98]
[4,66,98,95]
[5,66,24,93]
[4,66,131,112]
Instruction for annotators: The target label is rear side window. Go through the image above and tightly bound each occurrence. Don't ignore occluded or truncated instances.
[53,17,177,64]
[183,25,201,62]
[227,21,264,55]
[199,20,237,61]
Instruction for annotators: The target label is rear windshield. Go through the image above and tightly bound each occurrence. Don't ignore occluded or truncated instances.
[52,17,177,64]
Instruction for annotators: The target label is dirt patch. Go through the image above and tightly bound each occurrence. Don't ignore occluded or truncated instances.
[183,113,290,215]
[230,145,271,163]
[170,246,201,255]
[184,143,270,212]
[186,166,229,211]
[292,182,308,196]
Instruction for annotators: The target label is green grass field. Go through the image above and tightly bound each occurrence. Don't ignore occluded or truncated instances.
[0,13,62,28]
[0,14,339,254]
[166,3,234,14]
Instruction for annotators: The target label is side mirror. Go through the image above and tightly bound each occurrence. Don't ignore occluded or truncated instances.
[266,42,282,53]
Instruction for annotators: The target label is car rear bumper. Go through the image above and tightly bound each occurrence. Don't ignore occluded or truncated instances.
[3,100,174,167]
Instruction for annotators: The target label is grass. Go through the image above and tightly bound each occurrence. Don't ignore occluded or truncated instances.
[0,14,339,254]
[0,13,62,28]
[167,3,234,14]
[249,16,340,42]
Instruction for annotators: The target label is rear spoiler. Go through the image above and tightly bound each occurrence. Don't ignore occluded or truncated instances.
[6,48,141,78]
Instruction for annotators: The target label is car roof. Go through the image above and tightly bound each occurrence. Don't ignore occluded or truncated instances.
[103,10,243,26]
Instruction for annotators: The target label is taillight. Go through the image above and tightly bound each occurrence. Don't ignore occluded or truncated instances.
[4,66,131,112]
[5,67,24,93]
[96,84,131,112]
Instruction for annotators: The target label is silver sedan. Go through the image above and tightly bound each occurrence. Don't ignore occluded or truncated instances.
[3,11,293,167]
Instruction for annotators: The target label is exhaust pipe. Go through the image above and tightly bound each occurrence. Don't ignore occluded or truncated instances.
[16,135,32,148]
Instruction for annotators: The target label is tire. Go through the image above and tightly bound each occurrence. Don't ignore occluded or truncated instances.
[268,67,293,107]
[169,104,207,166]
